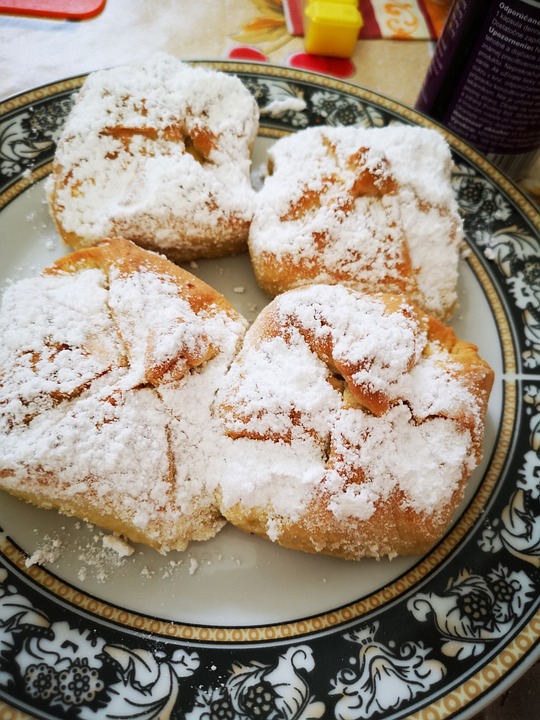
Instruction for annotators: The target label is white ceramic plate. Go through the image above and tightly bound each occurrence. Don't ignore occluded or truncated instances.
[0,61,539,720]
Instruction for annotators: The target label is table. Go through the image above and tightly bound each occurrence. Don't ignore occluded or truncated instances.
[0,2,538,719]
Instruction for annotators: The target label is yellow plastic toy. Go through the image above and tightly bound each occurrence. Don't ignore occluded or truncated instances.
[304,1,363,58]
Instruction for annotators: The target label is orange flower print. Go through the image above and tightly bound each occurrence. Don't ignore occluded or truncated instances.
[231,0,292,53]
[384,3,420,39]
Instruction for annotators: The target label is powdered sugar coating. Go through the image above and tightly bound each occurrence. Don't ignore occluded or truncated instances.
[0,270,122,427]
[326,406,473,520]
[218,284,493,557]
[0,246,247,552]
[249,124,463,321]
[48,53,259,261]
[107,269,220,385]
[275,285,426,403]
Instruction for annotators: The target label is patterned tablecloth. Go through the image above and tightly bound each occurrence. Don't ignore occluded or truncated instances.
[284,0,451,39]
[3,0,537,200]
[1,0,441,103]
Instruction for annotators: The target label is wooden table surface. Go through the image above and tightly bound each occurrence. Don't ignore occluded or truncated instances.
[0,2,538,719]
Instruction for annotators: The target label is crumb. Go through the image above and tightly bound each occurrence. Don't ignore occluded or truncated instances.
[261,97,307,117]
[25,534,64,567]
[102,534,134,558]
[77,532,131,583]
[189,261,199,269]
[159,558,183,578]
[233,286,245,294]
[188,557,199,575]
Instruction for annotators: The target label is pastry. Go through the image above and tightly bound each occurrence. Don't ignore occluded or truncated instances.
[217,284,494,559]
[0,238,247,552]
[248,124,463,322]
[47,53,259,263]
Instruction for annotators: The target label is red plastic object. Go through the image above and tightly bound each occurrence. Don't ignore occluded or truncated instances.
[0,0,106,19]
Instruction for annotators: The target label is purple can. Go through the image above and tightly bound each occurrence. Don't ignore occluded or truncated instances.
[416,0,540,181]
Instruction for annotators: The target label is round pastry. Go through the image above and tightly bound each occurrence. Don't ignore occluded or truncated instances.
[0,237,247,552]
[47,53,259,263]
[248,124,463,322]
[217,284,494,559]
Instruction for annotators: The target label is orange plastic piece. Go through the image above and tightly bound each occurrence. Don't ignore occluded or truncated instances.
[0,0,106,19]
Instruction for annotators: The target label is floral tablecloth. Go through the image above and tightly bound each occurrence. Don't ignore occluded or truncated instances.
[283,0,451,39]
[0,0,440,105]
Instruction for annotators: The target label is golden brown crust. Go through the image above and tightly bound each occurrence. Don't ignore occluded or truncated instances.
[47,54,259,263]
[49,191,253,264]
[0,472,223,551]
[47,237,239,319]
[222,494,455,559]
[51,238,244,388]
[248,125,463,322]
[218,285,494,559]
[0,238,247,552]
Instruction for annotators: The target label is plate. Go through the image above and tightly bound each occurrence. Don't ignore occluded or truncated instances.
[0,61,539,720]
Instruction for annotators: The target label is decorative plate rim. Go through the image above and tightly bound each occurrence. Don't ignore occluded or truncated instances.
[0,60,539,720]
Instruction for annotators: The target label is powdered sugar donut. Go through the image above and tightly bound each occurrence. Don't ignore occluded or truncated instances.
[47,53,259,263]
[217,284,493,559]
[0,238,247,552]
[248,125,463,322]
